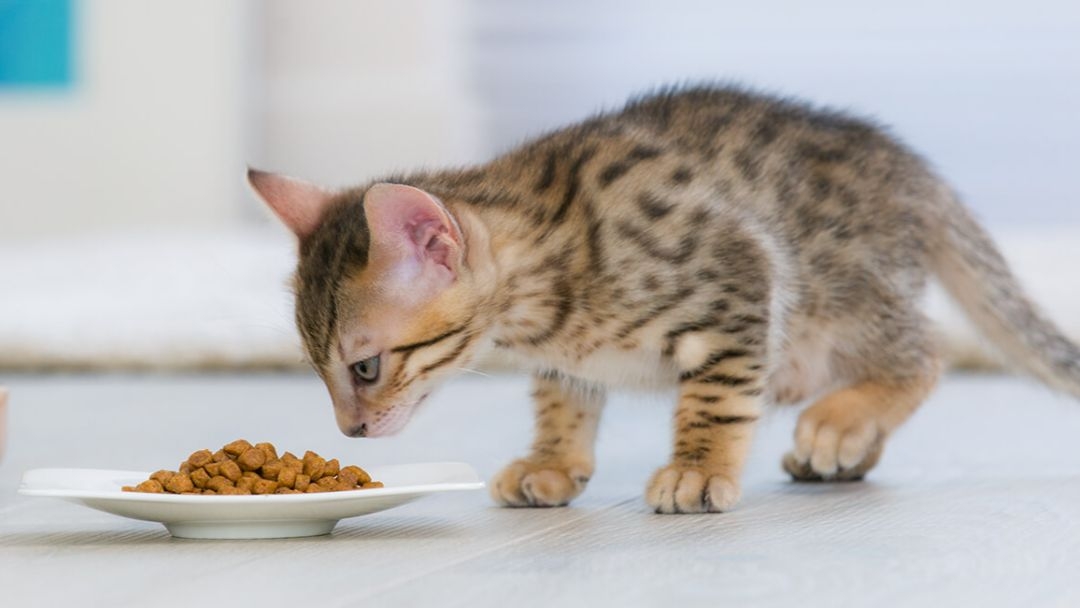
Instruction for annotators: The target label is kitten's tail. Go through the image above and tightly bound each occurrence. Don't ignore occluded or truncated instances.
[932,194,1080,398]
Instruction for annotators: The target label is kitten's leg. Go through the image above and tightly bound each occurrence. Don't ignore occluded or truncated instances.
[647,338,766,514]
[783,318,942,481]
[491,373,604,507]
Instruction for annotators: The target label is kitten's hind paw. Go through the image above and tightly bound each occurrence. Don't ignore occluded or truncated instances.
[645,466,741,514]
[490,459,591,508]
[783,403,884,481]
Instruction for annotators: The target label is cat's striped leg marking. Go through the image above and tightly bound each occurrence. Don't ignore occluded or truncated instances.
[647,335,765,514]
[491,373,604,507]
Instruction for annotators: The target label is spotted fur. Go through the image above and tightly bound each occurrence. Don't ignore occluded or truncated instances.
[263,84,1080,514]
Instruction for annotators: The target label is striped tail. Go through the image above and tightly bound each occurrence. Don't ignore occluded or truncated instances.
[931,198,1080,398]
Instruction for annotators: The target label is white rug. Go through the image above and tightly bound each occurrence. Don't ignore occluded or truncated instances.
[1,226,1077,372]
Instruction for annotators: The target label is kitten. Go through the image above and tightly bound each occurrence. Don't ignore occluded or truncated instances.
[249,85,1080,514]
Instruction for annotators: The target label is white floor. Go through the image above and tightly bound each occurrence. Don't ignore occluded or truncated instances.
[1,373,1079,607]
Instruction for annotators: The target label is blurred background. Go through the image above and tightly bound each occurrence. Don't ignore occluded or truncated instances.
[1,0,1078,372]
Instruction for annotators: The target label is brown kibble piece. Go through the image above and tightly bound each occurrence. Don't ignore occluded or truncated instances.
[306,463,326,481]
[150,470,175,485]
[277,467,297,489]
[338,468,358,486]
[219,459,242,482]
[206,475,233,492]
[223,439,254,456]
[126,444,380,495]
[261,459,284,481]
[187,449,213,468]
[340,465,371,485]
[190,468,210,489]
[281,452,301,467]
[255,442,278,461]
[294,474,311,492]
[237,448,266,472]
[165,474,195,494]
[135,480,164,493]
[303,455,326,481]
[252,479,278,495]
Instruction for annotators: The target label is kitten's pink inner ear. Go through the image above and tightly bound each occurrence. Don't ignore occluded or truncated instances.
[364,183,463,273]
[247,168,334,238]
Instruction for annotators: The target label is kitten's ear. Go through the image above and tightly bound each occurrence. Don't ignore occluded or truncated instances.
[363,183,464,285]
[247,168,334,238]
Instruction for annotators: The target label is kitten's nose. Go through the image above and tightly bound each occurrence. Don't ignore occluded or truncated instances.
[347,423,368,438]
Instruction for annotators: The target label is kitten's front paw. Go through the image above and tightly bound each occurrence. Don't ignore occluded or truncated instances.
[645,465,740,514]
[490,459,591,508]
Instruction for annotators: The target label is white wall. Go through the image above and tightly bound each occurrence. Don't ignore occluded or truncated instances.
[0,0,250,241]
[1,1,1075,240]
[468,0,1080,227]
[253,0,483,190]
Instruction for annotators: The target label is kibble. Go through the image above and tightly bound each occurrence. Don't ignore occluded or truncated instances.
[121,441,379,496]
[236,447,266,472]
[261,459,284,481]
[278,467,297,489]
[150,470,175,485]
[252,479,278,495]
[255,442,278,461]
[190,468,210,489]
[165,474,194,494]
[129,479,163,493]
[236,476,257,493]
[187,449,213,468]
[219,459,242,482]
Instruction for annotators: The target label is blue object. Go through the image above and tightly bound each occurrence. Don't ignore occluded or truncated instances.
[0,0,74,87]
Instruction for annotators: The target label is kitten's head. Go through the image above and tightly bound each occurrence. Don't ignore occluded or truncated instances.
[249,170,490,438]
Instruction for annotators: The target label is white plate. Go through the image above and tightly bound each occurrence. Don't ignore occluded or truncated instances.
[19,462,484,539]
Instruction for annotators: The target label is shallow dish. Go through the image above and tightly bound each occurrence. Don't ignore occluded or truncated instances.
[19,462,483,539]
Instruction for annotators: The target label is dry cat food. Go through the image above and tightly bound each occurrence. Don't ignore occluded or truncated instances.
[121,440,383,495]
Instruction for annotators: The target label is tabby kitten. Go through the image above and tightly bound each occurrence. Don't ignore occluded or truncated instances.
[249,85,1080,514]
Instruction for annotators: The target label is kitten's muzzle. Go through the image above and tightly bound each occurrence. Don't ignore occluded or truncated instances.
[332,397,418,438]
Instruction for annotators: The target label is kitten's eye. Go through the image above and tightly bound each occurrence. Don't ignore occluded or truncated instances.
[350,355,380,383]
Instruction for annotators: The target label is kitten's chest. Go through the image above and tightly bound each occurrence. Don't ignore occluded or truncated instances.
[526,344,679,389]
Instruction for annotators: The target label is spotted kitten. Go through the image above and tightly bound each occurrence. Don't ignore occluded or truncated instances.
[249,85,1080,514]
